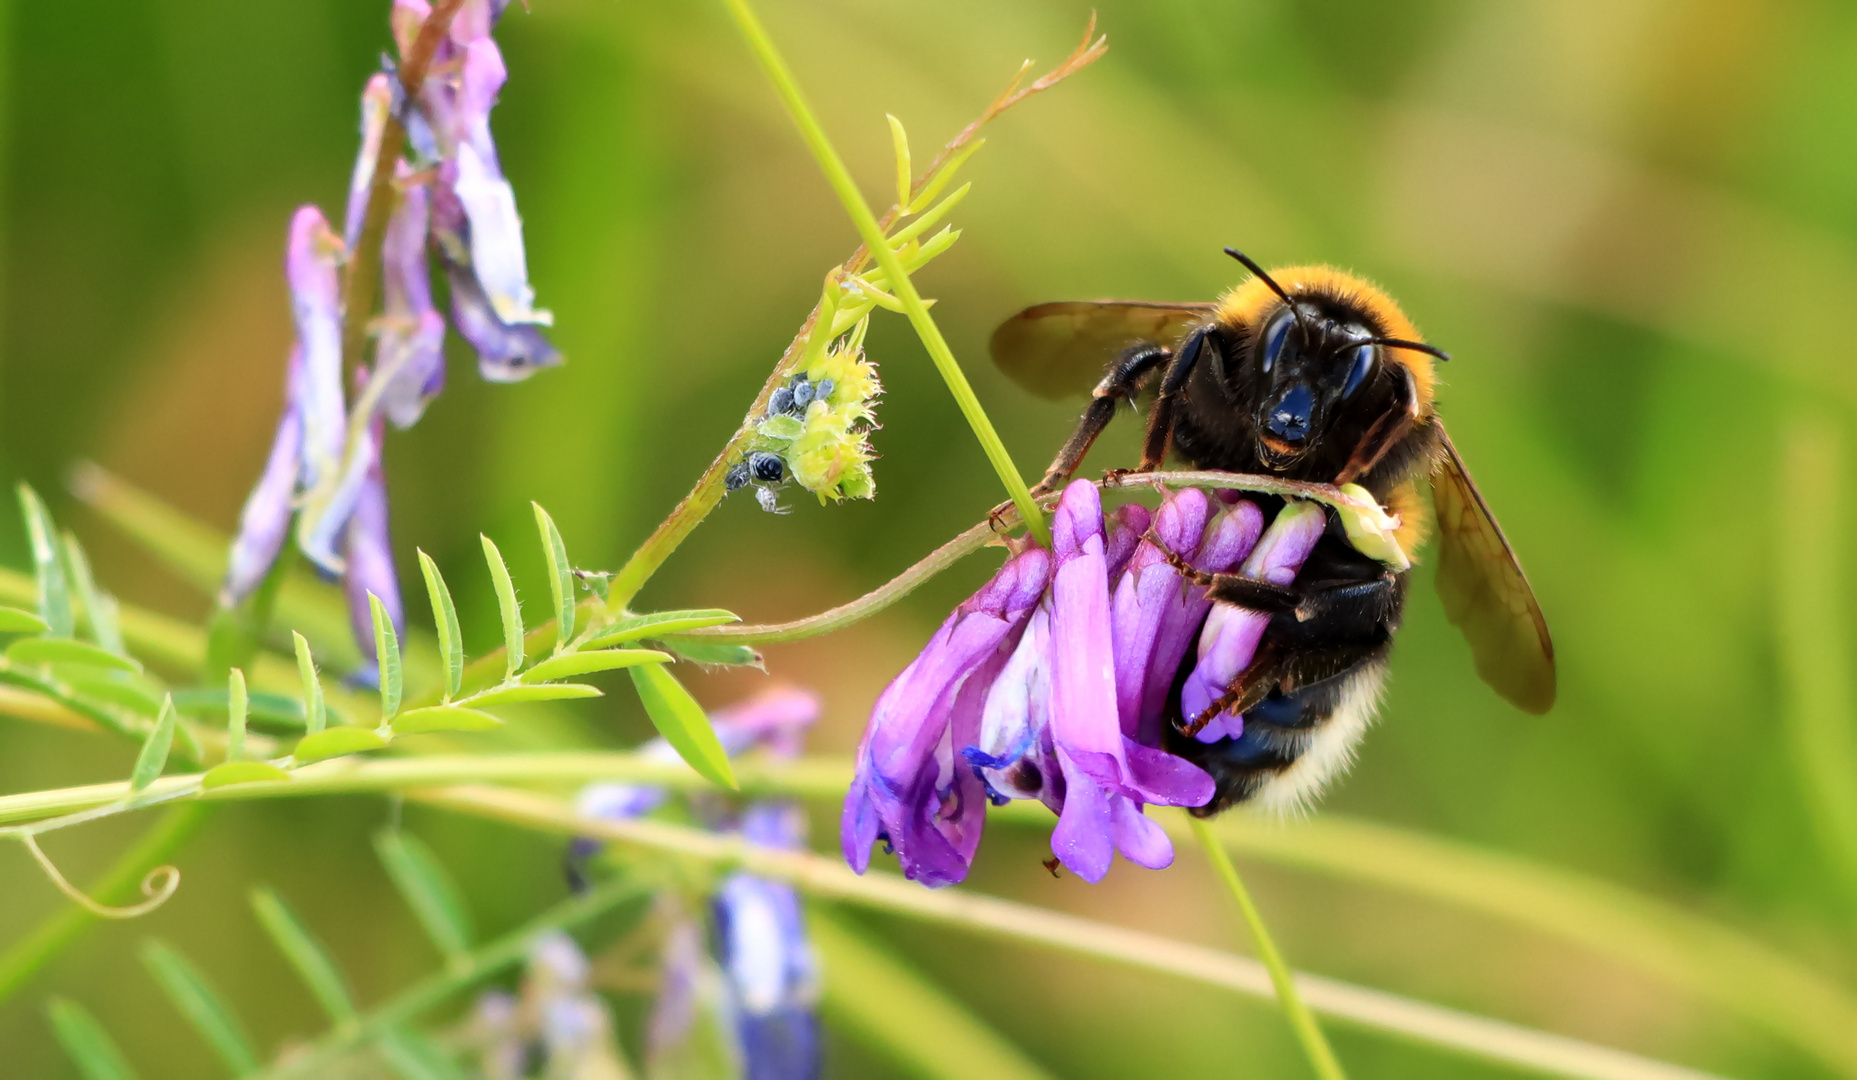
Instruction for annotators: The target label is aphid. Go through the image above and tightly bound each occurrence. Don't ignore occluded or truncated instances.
[990,248,1554,812]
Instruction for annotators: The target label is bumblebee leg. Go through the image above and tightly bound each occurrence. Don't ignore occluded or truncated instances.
[1145,538,1304,612]
[1138,326,1216,472]
[1030,343,1173,497]
[1179,641,1290,737]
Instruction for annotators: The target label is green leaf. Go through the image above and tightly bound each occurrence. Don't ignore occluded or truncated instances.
[294,631,326,735]
[586,609,739,647]
[758,414,805,440]
[810,909,1055,1080]
[533,502,575,647]
[370,592,402,719]
[887,112,912,210]
[661,636,763,669]
[170,687,307,731]
[374,830,474,960]
[130,696,177,791]
[47,997,141,1080]
[0,606,50,634]
[628,664,736,790]
[17,484,73,638]
[60,530,125,654]
[464,683,602,708]
[141,940,260,1074]
[379,1026,467,1080]
[520,648,671,684]
[5,636,142,673]
[201,761,291,788]
[294,727,389,764]
[64,676,163,717]
[226,668,248,763]
[391,705,504,734]
[417,550,463,701]
[481,534,523,678]
[251,887,356,1024]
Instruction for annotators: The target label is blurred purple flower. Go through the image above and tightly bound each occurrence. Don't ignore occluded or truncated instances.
[342,417,403,664]
[712,803,821,1080]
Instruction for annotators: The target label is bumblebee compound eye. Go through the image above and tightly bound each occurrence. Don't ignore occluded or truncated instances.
[1341,343,1376,398]
[1257,307,1294,375]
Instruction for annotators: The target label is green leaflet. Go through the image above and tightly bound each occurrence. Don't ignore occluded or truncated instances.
[661,636,763,669]
[293,631,327,735]
[251,887,356,1024]
[17,484,73,638]
[533,503,575,647]
[0,606,50,634]
[370,592,403,719]
[141,940,260,1073]
[584,608,739,648]
[519,648,670,683]
[465,683,602,708]
[391,705,503,735]
[374,830,474,962]
[294,727,389,764]
[628,663,736,790]
[226,668,248,763]
[481,535,524,677]
[5,636,142,674]
[417,550,463,701]
[130,696,176,792]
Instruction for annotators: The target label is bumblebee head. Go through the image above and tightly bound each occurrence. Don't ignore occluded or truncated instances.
[1220,250,1448,473]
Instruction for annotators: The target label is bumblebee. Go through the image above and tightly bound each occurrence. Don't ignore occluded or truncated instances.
[991,250,1555,813]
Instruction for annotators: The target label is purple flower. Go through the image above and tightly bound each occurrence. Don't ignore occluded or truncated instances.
[845,480,1341,886]
[713,803,822,1080]
[342,418,403,664]
[222,346,304,606]
[375,181,448,429]
[1181,500,1327,741]
[842,545,1051,886]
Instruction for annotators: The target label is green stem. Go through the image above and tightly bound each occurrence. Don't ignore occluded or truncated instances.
[0,804,214,1004]
[1189,813,1346,1080]
[720,0,1050,548]
[253,874,648,1079]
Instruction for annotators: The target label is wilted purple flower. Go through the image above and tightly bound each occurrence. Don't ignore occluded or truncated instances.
[342,418,403,664]
[223,0,556,668]
[842,545,1052,886]
[846,479,1342,886]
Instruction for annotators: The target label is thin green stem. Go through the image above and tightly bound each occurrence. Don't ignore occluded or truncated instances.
[0,804,214,1004]
[1189,813,1346,1080]
[720,0,1050,548]
[253,874,648,1079]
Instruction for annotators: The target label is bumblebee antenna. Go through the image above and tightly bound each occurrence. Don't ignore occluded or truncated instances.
[1353,336,1451,362]
[1224,247,1314,345]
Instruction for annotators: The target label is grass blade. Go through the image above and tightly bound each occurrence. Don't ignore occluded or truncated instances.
[480,535,523,678]
[373,830,474,962]
[251,887,356,1025]
[17,484,73,637]
[532,503,574,648]
[416,550,462,701]
[627,663,736,790]
[47,997,141,1080]
[293,631,326,735]
[370,592,402,720]
[130,696,176,792]
[811,908,1052,1080]
[141,940,259,1073]
[378,1025,467,1080]
[226,668,248,763]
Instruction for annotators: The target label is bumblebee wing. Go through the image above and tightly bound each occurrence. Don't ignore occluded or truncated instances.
[1429,421,1556,713]
[989,301,1214,399]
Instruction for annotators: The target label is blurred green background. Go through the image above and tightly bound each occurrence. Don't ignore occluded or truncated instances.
[2,0,1855,1075]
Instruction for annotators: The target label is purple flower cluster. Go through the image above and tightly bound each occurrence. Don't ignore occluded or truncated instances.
[224,0,554,664]
[843,481,1326,886]
[578,687,823,1080]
